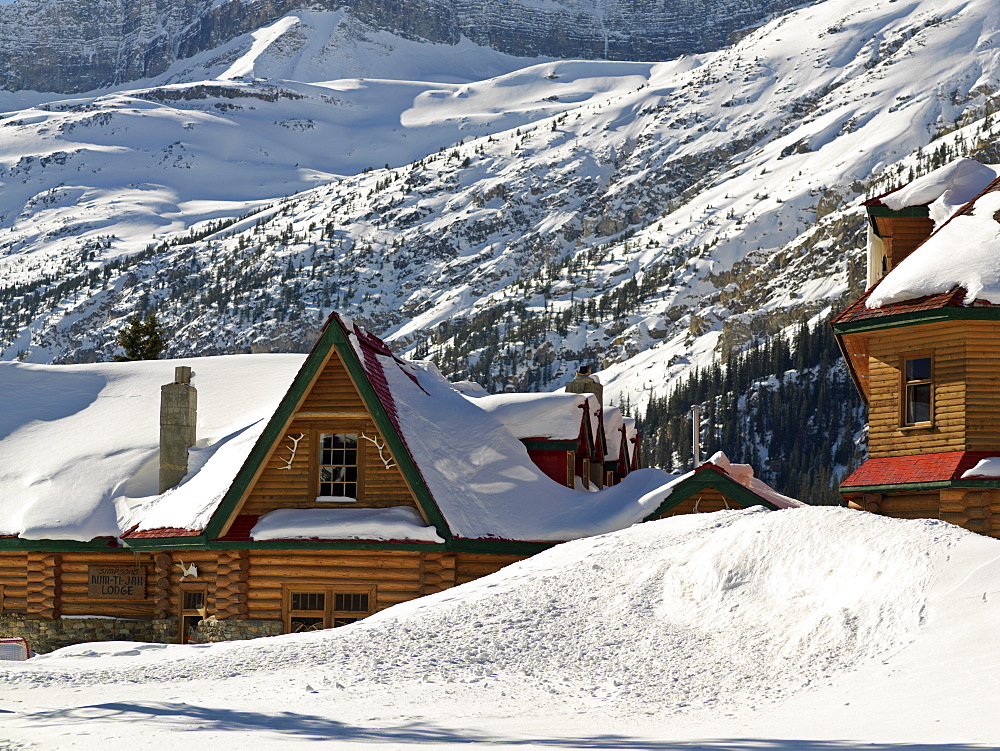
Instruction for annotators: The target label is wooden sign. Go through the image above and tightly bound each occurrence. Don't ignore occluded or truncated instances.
[88,565,146,600]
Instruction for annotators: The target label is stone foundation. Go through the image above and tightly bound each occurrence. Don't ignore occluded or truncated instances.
[0,614,283,653]
[0,614,175,654]
[194,617,282,643]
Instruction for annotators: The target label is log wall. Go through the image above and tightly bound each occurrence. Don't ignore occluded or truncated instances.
[0,552,27,614]
[961,321,1000,451]
[874,215,935,269]
[59,552,155,619]
[940,488,1000,538]
[455,553,527,586]
[244,549,425,620]
[655,488,740,517]
[867,322,966,458]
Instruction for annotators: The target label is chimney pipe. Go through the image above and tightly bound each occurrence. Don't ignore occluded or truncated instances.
[690,404,701,469]
[159,366,197,493]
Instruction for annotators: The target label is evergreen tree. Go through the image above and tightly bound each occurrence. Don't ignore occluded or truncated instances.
[114,311,166,361]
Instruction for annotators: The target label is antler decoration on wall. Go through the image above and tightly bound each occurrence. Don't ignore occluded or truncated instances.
[279,433,305,470]
[361,433,396,469]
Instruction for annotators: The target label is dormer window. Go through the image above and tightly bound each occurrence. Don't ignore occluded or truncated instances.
[318,432,359,500]
[902,356,932,426]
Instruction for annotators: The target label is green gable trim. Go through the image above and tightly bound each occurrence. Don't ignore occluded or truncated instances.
[445,538,554,555]
[833,306,1000,335]
[642,468,779,522]
[199,316,453,544]
[121,535,208,550]
[522,440,576,451]
[866,205,930,219]
[331,322,453,542]
[840,478,1000,494]
[0,537,129,552]
[122,536,549,555]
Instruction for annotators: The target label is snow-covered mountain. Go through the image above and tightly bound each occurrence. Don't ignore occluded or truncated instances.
[0,0,808,93]
[3,0,1000,482]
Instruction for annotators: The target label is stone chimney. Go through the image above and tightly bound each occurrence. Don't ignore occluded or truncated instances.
[159,365,197,493]
[565,365,603,406]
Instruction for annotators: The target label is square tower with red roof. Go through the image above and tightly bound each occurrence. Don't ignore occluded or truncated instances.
[834,158,1000,537]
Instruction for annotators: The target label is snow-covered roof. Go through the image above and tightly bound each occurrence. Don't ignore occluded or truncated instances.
[468,390,599,442]
[0,355,305,542]
[872,158,999,222]
[344,320,678,541]
[602,406,626,462]
[0,315,687,545]
[250,507,444,543]
[866,159,1000,308]
[700,451,806,510]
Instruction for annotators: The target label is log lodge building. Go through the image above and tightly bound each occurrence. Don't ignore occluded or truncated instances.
[0,313,799,652]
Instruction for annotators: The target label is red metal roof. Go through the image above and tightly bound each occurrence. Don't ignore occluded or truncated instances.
[832,285,972,325]
[841,451,999,488]
[214,514,260,542]
[122,527,201,539]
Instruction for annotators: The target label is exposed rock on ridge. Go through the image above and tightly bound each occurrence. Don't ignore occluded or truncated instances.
[0,0,811,93]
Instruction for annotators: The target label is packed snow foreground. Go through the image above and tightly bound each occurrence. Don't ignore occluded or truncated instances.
[2,506,999,748]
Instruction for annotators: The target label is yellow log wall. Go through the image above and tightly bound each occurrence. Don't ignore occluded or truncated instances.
[240,349,419,517]
[961,321,1000,451]
[867,322,966,458]
[655,488,741,517]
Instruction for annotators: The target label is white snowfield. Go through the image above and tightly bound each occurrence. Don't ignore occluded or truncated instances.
[868,157,1000,308]
[1,508,998,748]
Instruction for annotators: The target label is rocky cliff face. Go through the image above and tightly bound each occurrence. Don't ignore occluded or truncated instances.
[0,0,809,93]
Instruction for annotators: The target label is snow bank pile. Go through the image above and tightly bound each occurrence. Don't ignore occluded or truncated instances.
[0,508,972,716]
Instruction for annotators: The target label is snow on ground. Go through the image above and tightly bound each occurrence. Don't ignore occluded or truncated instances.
[2,507,999,748]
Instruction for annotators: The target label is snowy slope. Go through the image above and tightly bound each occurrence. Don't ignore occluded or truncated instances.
[1,508,997,747]
[6,0,1000,413]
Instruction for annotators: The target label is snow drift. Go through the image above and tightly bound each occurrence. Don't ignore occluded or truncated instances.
[1,507,977,718]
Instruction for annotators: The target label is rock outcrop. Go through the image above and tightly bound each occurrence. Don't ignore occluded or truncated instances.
[0,0,809,93]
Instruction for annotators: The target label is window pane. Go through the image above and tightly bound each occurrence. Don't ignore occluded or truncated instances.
[333,617,360,627]
[183,591,205,611]
[334,593,369,612]
[905,357,931,381]
[907,383,932,424]
[291,593,325,611]
[321,433,334,449]
[290,616,326,633]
